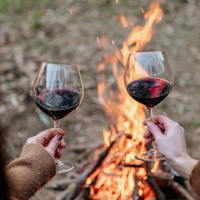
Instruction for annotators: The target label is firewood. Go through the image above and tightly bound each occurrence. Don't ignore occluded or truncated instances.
[47,179,76,190]
[68,143,103,151]
[55,183,75,200]
[169,180,196,200]
[146,162,166,200]
[74,185,90,200]
[133,168,139,200]
[66,130,124,200]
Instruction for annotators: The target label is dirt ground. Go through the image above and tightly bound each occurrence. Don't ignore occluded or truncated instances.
[1,0,200,199]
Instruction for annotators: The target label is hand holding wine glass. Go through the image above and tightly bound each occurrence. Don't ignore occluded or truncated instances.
[27,128,66,159]
[33,62,84,173]
[143,115,198,180]
[124,51,174,161]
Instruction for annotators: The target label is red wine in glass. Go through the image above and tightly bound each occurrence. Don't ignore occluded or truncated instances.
[124,51,174,161]
[35,89,81,120]
[127,77,172,108]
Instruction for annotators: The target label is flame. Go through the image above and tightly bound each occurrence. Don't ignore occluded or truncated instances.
[119,14,129,28]
[88,2,163,199]
[151,161,160,173]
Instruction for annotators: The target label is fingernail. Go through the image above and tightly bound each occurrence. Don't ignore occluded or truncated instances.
[57,135,63,141]
[146,121,152,128]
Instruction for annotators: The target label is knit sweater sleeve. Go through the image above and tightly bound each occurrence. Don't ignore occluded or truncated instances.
[189,160,200,197]
[5,143,56,200]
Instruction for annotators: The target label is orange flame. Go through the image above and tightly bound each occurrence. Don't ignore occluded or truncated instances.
[88,2,163,199]
[119,14,129,28]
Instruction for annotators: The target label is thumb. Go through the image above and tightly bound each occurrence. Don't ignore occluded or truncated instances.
[146,121,163,139]
[46,135,63,157]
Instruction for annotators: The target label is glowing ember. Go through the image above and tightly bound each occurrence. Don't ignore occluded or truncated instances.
[87,2,163,199]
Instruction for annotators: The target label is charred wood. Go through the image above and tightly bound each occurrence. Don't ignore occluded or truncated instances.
[146,162,166,200]
[169,180,196,200]
[66,130,124,200]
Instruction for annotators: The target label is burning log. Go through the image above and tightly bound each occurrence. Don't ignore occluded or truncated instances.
[146,162,166,200]
[168,180,196,200]
[133,168,139,200]
[74,185,90,200]
[66,130,124,200]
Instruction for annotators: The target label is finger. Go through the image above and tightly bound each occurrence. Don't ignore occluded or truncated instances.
[46,135,63,157]
[30,129,65,145]
[55,147,62,158]
[43,133,66,148]
[144,128,152,138]
[158,124,165,131]
[145,137,153,145]
[146,121,164,139]
[56,150,62,159]
[59,138,66,148]
[143,115,174,128]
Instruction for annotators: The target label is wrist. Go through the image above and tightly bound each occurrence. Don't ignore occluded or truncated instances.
[168,155,198,180]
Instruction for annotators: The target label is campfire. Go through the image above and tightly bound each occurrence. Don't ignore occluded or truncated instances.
[86,2,162,199]
[49,2,198,200]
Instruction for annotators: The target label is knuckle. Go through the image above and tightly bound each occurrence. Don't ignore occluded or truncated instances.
[27,137,33,143]
[173,122,180,128]
[53,139,60,146]
[156,136,162,143]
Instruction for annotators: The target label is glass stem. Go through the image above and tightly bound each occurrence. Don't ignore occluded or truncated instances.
[53,120,61,164]
[54,120,61,134]
[147,107,157,151]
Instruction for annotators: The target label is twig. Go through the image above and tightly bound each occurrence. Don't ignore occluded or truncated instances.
[47,179,76,190]
[169,180,196,200]
[68,143,103,151]
[146,162,166,200]
[66,130,124,200]
[122,163,144,168]
[74,185,90,200]
[76,143,103,162]
[133,168,139,200]
[55,183,75,200]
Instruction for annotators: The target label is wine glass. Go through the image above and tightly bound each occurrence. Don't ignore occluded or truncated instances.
[33,62,84,173]
[124,51,174,161]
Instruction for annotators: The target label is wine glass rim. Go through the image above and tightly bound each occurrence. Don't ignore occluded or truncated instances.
[129,50,166,55]
[42,61,77,66]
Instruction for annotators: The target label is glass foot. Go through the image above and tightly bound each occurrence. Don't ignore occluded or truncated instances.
[135,149,165,161]
[55,159,74,173]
